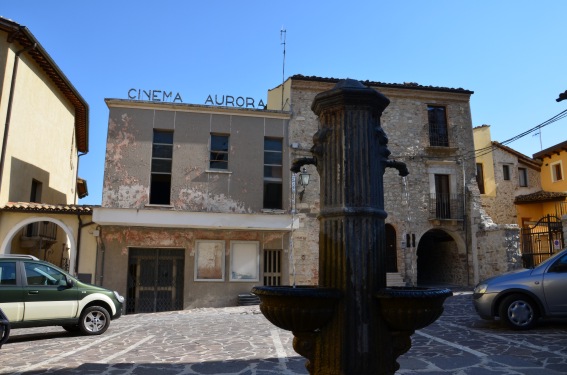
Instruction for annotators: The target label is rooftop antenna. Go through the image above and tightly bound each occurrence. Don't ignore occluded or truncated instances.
[280,27,286,110]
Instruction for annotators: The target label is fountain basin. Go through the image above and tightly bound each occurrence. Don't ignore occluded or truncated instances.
[251,286,341,332]
[375,287,453,332]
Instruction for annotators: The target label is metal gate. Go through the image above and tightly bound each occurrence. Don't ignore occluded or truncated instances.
[127,248,185,314]
[521,215,564,268]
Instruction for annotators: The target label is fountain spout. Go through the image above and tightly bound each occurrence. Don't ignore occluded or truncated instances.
[291,157,317,173]
[385,160,409,177]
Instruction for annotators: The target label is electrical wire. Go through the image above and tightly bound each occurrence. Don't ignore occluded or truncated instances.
[470,108,567,161]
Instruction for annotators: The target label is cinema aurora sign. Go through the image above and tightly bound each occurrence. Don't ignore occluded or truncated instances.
[205,94,265,109]
[127,89,265,109]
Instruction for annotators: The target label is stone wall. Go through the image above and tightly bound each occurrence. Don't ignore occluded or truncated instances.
[476,224,521,282]
[284,77,479,286]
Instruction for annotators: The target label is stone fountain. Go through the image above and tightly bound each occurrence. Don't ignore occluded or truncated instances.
[252,79,452,374]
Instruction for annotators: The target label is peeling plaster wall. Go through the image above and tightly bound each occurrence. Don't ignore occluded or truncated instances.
[99,226,289,309]
[102,104,290,213]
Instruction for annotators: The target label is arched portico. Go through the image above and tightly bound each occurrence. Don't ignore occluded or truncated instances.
[1,216,76,274]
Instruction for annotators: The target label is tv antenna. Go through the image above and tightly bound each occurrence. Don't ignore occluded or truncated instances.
[280,27,286,110]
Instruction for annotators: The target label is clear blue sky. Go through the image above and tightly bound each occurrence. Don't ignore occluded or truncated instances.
[3,1,566,205]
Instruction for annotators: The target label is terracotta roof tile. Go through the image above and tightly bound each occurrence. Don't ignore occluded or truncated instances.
[514,191,567,203]
[0,202,94,214]
[290,74,474,94]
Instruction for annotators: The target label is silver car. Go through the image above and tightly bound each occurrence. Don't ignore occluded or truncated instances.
[473,248,567,330]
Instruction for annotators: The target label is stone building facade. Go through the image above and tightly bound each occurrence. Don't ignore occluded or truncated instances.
[473,125,541,226]
[268,75,488,287]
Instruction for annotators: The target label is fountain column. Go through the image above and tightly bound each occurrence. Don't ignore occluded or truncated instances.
[252,79,451,375]
[310,79,394,374]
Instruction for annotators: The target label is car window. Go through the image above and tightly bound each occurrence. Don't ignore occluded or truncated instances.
[0,262,17,285]
[548,252,567,273]
[536,249,567,270]
[24,262,67,286]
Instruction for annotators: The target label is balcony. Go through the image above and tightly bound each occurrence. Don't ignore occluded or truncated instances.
[20,221,58,249]
[429,193,464,221]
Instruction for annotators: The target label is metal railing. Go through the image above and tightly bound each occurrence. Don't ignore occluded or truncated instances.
[429,193,464,220]
[428,123,449,147]
[22,221,57,240]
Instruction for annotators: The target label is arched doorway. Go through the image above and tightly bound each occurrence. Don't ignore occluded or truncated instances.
[416,229,464,286]
[385,224,397,272]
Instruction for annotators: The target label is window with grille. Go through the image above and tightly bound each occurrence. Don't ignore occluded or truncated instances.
[150,130,173,205]
[263,249,281,286]
[210,134,229,170]
[264,138,283,209]
[428,105,449,147]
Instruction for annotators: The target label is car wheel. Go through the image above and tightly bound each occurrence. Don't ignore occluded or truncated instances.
[62,325,80,333]
[79,306,110,335]
[498,294,538,330]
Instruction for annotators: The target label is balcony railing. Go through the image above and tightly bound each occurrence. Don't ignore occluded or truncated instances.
[428,123,449,147]
[429,193,464,220]
[22,221,57,241]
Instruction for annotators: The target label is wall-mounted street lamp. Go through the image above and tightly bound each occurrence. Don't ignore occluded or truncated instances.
[298,167,310,201]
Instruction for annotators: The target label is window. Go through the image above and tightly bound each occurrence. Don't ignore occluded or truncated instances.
[210,134,229,170]
[263,249,282,286]
[0,262,16,285]
[264,138,283,209]
[518,167,528,187]
[150,130,173,205]
[435,174,451,219]
[30,179,42,202]
[551,162,563,182]
[476,163,485,194]
[194,240,225,281]
[24,262,67,286]
[428,105,449,147]
[26,180,43,236]
[503,165,510,181]
[230,241,259,282]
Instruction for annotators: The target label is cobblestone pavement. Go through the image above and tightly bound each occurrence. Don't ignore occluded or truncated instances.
[1,290,566,374]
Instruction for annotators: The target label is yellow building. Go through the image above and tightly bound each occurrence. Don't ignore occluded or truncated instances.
[0,16,96,281]
[514,140,567,266]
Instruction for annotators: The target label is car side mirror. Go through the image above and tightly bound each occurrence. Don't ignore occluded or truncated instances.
[66,278,75,288]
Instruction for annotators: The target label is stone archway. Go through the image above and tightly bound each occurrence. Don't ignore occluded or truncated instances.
[416,229,466,286]
[1,216,76,274]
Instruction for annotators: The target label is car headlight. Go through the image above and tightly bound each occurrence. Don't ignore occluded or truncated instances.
[113,291,125,303]
[474,283,487,295]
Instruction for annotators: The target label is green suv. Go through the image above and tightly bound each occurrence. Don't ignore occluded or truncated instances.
[0,254,124,335]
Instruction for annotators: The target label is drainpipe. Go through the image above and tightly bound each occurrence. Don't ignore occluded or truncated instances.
[0,41,38,193]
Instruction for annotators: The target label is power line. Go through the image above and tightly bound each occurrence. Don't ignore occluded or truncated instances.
[471,108,567,161]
